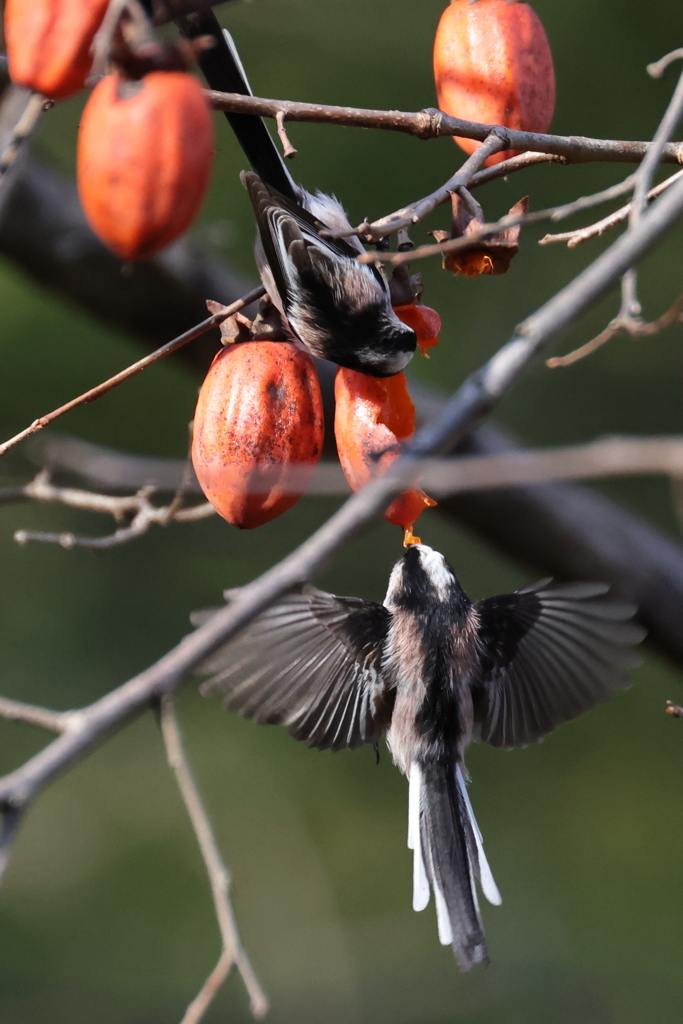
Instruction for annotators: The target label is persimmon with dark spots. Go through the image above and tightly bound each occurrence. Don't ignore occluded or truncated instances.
[4,0,109,100]
[334,369,436,543]
[433,0,555,165]
[77,71,214,261]
[393,304,441,356]
[192,341,324,529]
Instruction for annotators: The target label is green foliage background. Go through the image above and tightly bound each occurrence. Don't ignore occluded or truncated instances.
[1,1,683,1021]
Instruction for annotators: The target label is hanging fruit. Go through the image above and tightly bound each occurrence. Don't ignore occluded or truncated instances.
[192,341,324,529]
[4,0,109,100]
[77,71,214,261]
[334,369,436,544]
[431,193,528,276]
[433,0,555,165]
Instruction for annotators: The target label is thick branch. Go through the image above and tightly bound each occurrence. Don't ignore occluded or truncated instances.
[206,90,683,165]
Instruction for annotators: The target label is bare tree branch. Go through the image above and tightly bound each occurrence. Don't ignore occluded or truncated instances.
[0,89,46,185]
[358,172,645,265]
[539,169,683,247]
[7,470,214,549]
[546,288,683,368]
[0,807,23,885]
[159,696,268,1021]
[547,59,683,367]
[13,434,683,502]
[0,285,264,460]
[206,89,683,165]
[0,697,68,733]
[338,131,506,242]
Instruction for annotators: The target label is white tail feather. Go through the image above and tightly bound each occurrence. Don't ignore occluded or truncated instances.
[433,880,454,946]
[456,765,502,906]
[222,29,254,95]
[408,764,430,911]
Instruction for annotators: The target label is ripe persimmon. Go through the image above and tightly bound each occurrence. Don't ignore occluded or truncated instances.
[393,304,441,356]
[5,0,109,99]
[334,369,435,543]
[77,71,214,261]
[192,341,324,529]
[433,0,555,165]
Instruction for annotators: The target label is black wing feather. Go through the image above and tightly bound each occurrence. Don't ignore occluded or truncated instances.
[472,582,645,749]
[194,587,393,752]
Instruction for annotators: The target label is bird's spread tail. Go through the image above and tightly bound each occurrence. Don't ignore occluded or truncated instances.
[408,762,501,970]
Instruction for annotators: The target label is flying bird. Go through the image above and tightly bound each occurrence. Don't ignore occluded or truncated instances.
[177,11,417,377]
[193,543,645,969]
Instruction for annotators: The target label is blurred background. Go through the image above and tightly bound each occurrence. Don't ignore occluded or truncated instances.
[1,0,683,1021]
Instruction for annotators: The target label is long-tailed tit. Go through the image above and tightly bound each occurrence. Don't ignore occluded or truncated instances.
[193,543,644,969]
[177,11,417,376]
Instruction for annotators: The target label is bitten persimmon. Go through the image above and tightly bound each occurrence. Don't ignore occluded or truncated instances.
[393,304,441,356]
[5,0,109,100]
[334,369,436,543]
[77,71,214,261]
[192,341,324,529]
[433,0,555,165]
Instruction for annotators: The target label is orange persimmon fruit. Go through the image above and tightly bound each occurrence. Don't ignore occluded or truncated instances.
[77,71,214,261]
[393,304,442,356]
[4,0,109,100]
[334,369,436,543]
[433,0,555,165]
[192,341,324,529]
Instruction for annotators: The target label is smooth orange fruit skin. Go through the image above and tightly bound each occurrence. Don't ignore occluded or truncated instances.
[334,369,435,531]
[5,0,109,99]
[434,0,555,165]
[77,72,214,261]
[192,342,324,529]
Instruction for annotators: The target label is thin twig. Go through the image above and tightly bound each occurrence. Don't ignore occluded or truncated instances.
[546,290,683,368]
[0,697,68,733]
[359,172,642,266]
[10,471,215,549]
[549,60,683,367]
[0,808,23,885]
[0,92,47,181]
[88,0,131,84]
[647,49,683,80]
[0,285,264,460]
[332,131,505,241]
[206,89,683,165]
[539,169,683,247]
[275,110,297,159]
[160,696,268,1020]
[0,169,682,828]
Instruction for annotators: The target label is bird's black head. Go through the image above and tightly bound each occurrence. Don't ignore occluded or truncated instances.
[384,544,470,617]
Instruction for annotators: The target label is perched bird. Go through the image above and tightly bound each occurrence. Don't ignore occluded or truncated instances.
[177,11,417,377]
[193,543,645,969]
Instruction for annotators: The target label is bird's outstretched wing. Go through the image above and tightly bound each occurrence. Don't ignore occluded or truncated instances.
[471,581,645,749]
[193,586,393,751]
